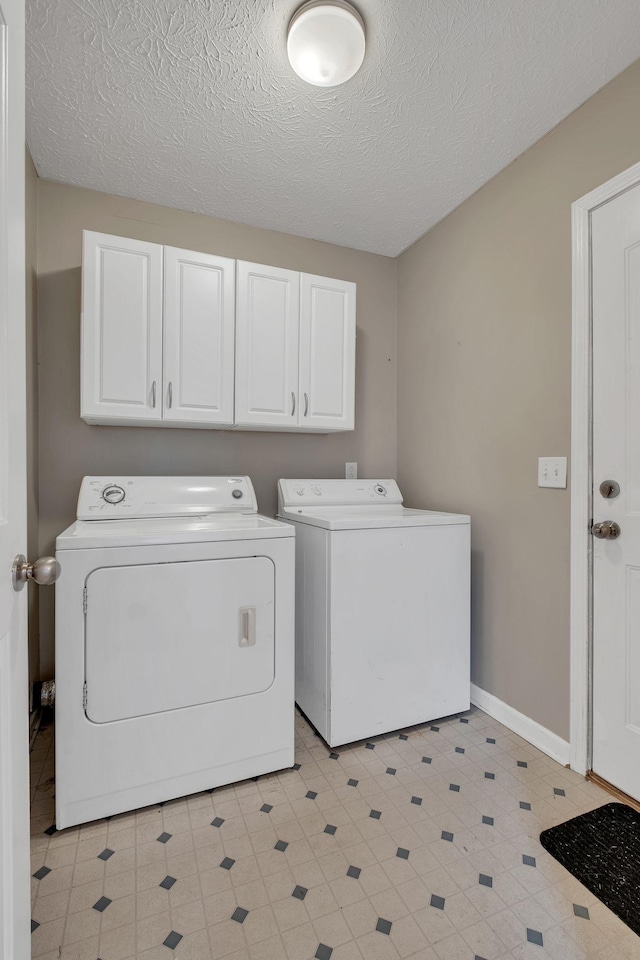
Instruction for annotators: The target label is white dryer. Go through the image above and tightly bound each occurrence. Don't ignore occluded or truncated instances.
[55,476,294,829]
[278,479,470,746]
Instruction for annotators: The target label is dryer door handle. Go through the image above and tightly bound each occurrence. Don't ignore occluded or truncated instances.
[239,607,256,647]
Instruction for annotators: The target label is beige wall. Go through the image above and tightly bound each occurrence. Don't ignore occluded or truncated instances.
[36,180,397,676]
[25,149,39,690]
[397,58,640,741]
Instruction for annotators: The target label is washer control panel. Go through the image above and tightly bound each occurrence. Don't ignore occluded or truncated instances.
[77,476,258,520]
[278,479,403,510]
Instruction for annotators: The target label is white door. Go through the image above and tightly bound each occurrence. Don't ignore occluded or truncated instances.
[163,247,235,426]
[81,232,163,423]
[0,0,31,956]
[235,261,300,428]
[591,182,640,800]
[299,274,356,431]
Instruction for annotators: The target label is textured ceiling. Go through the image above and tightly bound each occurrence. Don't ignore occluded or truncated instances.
[26,0,640,256]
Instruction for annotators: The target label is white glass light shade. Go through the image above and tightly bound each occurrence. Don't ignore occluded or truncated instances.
[287,1,366,87]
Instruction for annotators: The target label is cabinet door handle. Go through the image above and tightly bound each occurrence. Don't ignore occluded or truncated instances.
[151,381,157,408]
[291,391,296,416]
[168,382,173,409]
[304,392,309,417]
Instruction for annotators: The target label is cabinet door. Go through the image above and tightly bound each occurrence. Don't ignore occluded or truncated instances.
[299,274,356,431]
[235,261,300,427]
[81,231,163,422]
[163,247,235,425]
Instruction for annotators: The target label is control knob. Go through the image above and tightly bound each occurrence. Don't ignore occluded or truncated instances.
[102,484,125,505]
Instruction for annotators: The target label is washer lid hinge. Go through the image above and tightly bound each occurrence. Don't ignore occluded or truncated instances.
[82,682,87,710]
[82,587,87,614]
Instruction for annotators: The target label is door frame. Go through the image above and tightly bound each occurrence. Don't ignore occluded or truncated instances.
[570,158,640,776]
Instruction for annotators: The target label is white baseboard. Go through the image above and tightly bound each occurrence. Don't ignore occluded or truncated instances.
[470,683,571,767]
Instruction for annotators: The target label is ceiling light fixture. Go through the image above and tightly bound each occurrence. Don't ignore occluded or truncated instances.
[287,0,366,87]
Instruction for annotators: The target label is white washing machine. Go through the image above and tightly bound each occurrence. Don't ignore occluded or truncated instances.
[55,476,294,829]
[278,479,470,746]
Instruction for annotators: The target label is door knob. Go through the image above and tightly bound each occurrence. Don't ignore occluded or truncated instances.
[12,555,60,592]
[592,521,621,540]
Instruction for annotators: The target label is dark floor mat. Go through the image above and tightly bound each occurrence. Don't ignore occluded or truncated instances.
[540,801,640,936]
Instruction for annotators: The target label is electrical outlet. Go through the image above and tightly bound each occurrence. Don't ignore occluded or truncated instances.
[345,462,357,479]
[538,457,567,488]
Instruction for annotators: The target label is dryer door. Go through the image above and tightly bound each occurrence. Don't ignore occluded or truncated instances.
[84,556,275,723]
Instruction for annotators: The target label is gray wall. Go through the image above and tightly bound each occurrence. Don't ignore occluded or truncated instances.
[396,58,640,741]
[37,180,397,677]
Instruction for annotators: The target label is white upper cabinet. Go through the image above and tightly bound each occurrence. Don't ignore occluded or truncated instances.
[81,232,163,423]
[82,234,356,432]
[163,247,235,426]
[235,261,300,428]
[299,273,356,431]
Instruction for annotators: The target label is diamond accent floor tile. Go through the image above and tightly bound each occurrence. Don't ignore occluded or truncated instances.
[28,707,623,959]
[315,944,333,959]
[163,930,183,949]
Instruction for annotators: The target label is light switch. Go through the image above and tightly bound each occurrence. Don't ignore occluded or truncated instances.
[538,457,567,488]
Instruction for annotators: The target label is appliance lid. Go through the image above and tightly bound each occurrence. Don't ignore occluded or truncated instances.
[278,479,404,511]
[77,476,258,520]
[278,503,470,530]
[56,513,294,550]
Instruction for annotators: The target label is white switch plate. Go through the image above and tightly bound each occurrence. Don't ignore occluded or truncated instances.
[538,457,567,488]
[345,462,358,479]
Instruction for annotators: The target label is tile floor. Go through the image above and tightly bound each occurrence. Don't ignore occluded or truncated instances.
[30,707,640,959]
